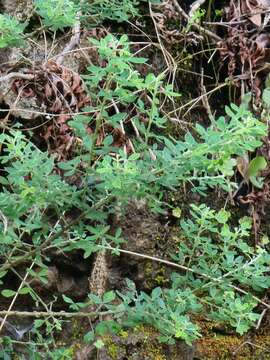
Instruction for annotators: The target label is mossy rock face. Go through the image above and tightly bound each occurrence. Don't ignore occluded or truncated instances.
[92,319,270,360]
[99,326,195,360]
[192,315,270,360]
[196,334,270,359]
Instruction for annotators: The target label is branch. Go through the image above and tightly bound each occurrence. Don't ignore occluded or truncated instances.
[0,309,117,318]
[56,12,81,65]
[101,245,270,310]
[0,73,35,83]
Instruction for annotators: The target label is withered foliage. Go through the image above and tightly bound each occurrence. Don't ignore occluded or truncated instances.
[239,183,270,242]
[10,28,131,161]
[218,1,270,240]
[219,0,270,94]
[12,61,90,159]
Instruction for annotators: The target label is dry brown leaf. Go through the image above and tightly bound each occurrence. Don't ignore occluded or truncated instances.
[250,13,262,26]
[237,154,250,179]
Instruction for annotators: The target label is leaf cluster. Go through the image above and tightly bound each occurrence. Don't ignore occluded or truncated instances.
[35,0,79,30]
[0,14,25,48]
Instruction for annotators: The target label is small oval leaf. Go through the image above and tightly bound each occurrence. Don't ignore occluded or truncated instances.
[2,289,16,297]
[247,156,267,178]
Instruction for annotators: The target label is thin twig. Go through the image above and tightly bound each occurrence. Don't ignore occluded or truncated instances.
[200,68,214,122]
[0,262,35,334]
[167,82,228,116]
[0,73,35,82]
[56,12,81,65]
[0,310,117,318]
[171,0,222,42]
[149,2,174,72]
[256,308,268,329]
[232,341,268,356]
[101,245,270,310]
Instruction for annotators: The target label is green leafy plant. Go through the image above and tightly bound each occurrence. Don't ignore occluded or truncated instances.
[187,8,206,31]
[0,14,25,48]
[173,204,270,334]
[62,206,270,345]
[35,0,79,30]
[0,34,268,355]
[79,0,160,24]
[74,35,266,202]
[79,0,140,23]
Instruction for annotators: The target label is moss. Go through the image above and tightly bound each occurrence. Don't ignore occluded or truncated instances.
[189,316,270,359]
[92,321,270,360]
[134,324,153,337]
[155,266,169,286]
[65,319,87,342]
[144,261,169,288]
[143,344,167,360]
[103,335,126,360]
[144,261,155,289]
[107,343,119,360]
[144,261,154,279]
[119,329,129,339]
[197,335,242,359]
[196,332,270,359]
[120,325,167,360]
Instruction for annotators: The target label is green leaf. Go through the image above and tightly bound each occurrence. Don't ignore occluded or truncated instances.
[62,295,75,304]
[265,74,270,88]
[241,92,252,110]
[0,271,7,279]
[216,209,230,224]
[34,319,45,329]
[247,156,267,178]
[103,135,113,146]
[103,291,115,303]
[128,57,147,64]
[247,156,267,188]
[84,330,95,343]
[19,287,30,295]
[1,289,16,297]
[94,339,104,349]
[262,235,269,245]
[249,176,264,189]
[225,105,235,118]
[172,207,182,218]
[262,88,270,108]
[82,136,93,151]
[58,158,80,170]
[108,113,127,127]
[0,176,9,185]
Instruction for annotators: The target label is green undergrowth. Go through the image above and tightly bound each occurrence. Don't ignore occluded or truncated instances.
[0,7,269,358]
[0,0,161,43]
